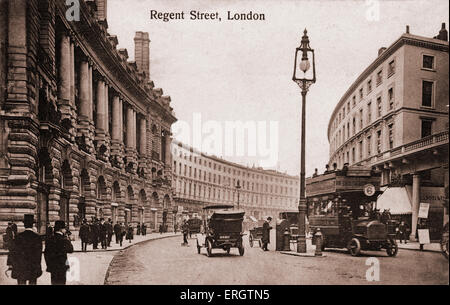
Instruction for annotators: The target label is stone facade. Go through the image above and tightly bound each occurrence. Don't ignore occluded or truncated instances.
[172,140,299,223]
[0,0,177,246]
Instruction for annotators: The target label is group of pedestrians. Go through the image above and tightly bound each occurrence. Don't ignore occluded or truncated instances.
[6,215,73,285]
[78,218,139,250]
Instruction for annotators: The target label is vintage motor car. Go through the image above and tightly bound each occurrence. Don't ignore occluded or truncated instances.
[196,204,245,257]
[309,198,398,257]
[187,217,202,235]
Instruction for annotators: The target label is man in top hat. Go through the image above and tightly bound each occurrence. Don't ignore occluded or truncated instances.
[6,214,43,285]
[106,219,113,247]
[262,216,273,251]
[99,218,108,249]
[44,220,74,285]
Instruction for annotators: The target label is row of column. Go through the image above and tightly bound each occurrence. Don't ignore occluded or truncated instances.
[58,33,148,159]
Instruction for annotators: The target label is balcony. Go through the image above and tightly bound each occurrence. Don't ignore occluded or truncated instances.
[355,130,449,167]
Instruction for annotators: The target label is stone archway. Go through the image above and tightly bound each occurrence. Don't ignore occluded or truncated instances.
[96,176,107,219]
[111,181,121,224]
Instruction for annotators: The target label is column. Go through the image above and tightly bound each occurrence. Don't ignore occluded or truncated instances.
[88,65,93,122]
[126,106,134,149]
[58,34,71,104]
[79,61,90,120]
[119,98,123,143]
[112,96,121,141]
[132,109,137,150]
[410,174,420,241]
[96,79,106,133]
[140,118,147,156]
[104,84,109,134]
[70,41,75,107]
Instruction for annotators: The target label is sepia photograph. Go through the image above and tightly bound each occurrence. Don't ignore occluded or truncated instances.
[0,0,448,295]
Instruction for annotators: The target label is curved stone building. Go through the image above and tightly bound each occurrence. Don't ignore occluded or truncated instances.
[327,24,449,240]
[172,140,299,223]
[0,0,176,245]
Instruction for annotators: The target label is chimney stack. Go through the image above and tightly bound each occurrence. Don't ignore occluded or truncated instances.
[378,47,387,56]
[95,0,107,21]
[406,25,410,34]
[134,32,150,79]
[438,22,448,41]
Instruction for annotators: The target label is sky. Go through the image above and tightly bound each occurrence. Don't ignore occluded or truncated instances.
[107,0,449,176]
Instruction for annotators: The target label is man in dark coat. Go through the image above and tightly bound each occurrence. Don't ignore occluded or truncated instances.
[136,223,141,235]
[6,214,43,285]
[262,216,273,251]
[90,218,99,249]
[114,222,121,244]
[4,222,14,250]
[44,220,74,285]
[118,223,125,246]
[126,224,134,243]
[99,218,107,249]
[398,221,409,244]
[79,219,90,252]
[106,219,113,247]
[181,221,189,245]
[141,223,146,236]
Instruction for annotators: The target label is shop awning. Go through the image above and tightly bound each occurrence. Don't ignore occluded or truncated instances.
[376,187,412,215]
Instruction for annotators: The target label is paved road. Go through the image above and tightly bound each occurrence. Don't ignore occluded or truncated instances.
[105,233,449,285]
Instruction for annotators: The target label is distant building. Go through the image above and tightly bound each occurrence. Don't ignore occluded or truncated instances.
[171,140,299,224]
[327,24,449,240]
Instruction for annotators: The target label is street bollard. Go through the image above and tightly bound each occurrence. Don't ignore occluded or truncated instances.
[314,228,323,256]
[283,228,291,251]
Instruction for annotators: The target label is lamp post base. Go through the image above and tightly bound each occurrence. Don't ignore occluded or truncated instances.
[297,236,307,253]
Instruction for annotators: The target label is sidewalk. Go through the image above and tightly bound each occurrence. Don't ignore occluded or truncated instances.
[397,241,442,253]
[0,232,181,285]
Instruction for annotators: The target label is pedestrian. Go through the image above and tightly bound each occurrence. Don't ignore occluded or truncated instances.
[141,223,146,236]
[182,221,189,245]
[398,221,409,244]
[11,220,18,239]
[4,222,14,250]
[114,222,121,244]
[262,216,273,251]
[159,223,163,235]
[6,214,43,285]
[44,220,74,285]
[106,219,113,247]
[46,223,54,241]
[126,224,134,243]
[91,218,99,249]
[417,218,427,251]
[79,219,90,252]
[136,223,141,235]
[119,223,125,247]
[174,223,178,234]
[99,218,107,249]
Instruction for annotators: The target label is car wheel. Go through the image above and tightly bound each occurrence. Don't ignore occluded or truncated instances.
[206,239,213,257]
[348,238,361,256]
[386,238,398,257]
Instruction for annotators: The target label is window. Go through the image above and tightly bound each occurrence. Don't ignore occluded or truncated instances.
[367,79,372,92]
[352,147,356,163]
[359,88,363,100]
[376,130,382,154]
[352,117,356,135]
[388,60,395,76]
[388,87,394,110]
[367,136,371,156]
[347,102,350,114]
[421,120,432,138]
[359,141,363,160]
[376,70,383,85]
[422,55,434,69]
[352,96,356,107]
[422,81,433,107]
[347,122,350,138]
[388,124,394,149]
[367,102,372,123]
[359,109,363,130]
[377,97,382,117]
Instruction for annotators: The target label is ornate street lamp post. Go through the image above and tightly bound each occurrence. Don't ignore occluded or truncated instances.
[292,29,316,253]
[235,180,241,209]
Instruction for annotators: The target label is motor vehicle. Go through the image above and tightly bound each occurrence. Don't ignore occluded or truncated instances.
[196,204,245,257]
[187,217,202,235]
[309,199,398,257]
[441,222,449,260]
